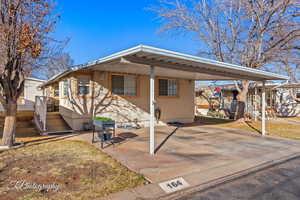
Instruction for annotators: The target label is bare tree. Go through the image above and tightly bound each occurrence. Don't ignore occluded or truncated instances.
[45,52,73,79]
[0,0,57,146]
[152,0,300,118]
[37,40,74,79]
[278,55,300,103]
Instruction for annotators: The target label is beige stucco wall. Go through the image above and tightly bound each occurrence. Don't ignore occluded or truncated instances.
[44,83,59,99]
[57,70,195,130]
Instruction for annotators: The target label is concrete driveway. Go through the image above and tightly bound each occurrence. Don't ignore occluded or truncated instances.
[102,125,300,184]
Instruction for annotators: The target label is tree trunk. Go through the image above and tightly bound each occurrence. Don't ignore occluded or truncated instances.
[1,102,17,147]
[235,80,250,120]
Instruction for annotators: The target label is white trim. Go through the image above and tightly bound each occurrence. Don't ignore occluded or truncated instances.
[26,77,46,82]
[42,44,289,86]
[261,81,266,136]
[139,45,288,80]
[149,65,155,155]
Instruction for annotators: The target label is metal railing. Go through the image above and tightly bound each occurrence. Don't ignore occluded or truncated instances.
[35,96,47,132]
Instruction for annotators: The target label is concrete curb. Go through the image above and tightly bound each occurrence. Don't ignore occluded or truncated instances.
[163,152,300,200]
[0,143,24,152]
[99,151,300,200]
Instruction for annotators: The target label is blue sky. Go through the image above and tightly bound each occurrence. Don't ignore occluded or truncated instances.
[53,0,200,65]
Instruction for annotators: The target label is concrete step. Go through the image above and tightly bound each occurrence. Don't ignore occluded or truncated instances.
[46,112,60,116]
[46,118,68,125]
[45,112,72,133]
[0,127,39,137]
[0,113,35,130]
[0,116,33,122]
[46,114,62,120]
[46,123,72,132]
[0,120,35,128]
[46,127,72,133]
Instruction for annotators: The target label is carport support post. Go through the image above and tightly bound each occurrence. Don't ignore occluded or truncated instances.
[149,65,155,155]
[261,81,266,136]
[254,87,257,121]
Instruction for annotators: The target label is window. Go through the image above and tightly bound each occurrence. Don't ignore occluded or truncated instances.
[78,78,90,96]
[17,91,25,104]
[54,86,59,97]
[63,80,69,96]
[159,79,178,96]
[111,75,136,96]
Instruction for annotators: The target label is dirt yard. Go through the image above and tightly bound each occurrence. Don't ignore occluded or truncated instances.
[0,139,146,200]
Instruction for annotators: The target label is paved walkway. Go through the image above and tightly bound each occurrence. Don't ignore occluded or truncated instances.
[70,125,300,200]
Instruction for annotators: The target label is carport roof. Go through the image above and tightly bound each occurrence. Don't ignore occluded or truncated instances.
[43,45,288,86]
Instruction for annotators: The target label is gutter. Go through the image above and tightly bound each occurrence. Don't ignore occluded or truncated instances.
[272,80,290,89]
[40,44,289,86]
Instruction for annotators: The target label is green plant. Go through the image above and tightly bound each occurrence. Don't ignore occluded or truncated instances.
[93,117,114,122]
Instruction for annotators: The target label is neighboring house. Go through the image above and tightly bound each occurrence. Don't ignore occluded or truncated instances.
[0,77,45,112]
[267,83,300,117]
[196,82,300,118]
[40,45,287,135]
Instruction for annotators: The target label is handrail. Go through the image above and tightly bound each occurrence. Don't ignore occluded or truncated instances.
[34,96,47,132]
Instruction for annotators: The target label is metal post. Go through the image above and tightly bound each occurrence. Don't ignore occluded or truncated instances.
[149,66,155,155]
[254,87,257,121]
[261,81,266,136]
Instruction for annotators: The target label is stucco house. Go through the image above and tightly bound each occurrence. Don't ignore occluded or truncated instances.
[39,45,288,154]
[0,77,45,112]
[41,58,195,130]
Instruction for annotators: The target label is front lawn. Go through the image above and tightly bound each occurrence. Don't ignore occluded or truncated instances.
[212,120,300,140]
[287,116,300,121]
[0,140,146,200]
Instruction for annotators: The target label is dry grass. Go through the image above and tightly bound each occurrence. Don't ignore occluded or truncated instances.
[206,119,300,140]
[0,140,146,200]
[288,116,300,121]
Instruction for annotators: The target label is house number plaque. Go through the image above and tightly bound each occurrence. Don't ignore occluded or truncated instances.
[159,177,190,193]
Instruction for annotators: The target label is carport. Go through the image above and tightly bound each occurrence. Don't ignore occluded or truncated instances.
[79,45,288,155]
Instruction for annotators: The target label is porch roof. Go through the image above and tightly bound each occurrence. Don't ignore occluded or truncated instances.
[43,45,288,86]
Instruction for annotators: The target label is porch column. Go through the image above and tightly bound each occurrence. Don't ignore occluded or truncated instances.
[149,65,155,155]
[261,81,266,136]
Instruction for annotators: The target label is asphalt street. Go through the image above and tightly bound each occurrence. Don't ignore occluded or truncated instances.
[177,157,300,200]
